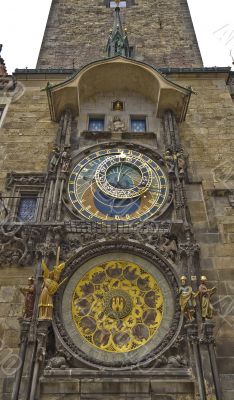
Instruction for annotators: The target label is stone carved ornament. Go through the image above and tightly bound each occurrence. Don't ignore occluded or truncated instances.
[109,116,127,133]
[6,172,46,190]
[0,225,43,266]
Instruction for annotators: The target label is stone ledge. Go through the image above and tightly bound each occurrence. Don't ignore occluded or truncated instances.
[42,368,192,379]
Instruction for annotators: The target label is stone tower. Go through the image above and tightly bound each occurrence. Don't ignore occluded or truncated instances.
[0,1,234,400]
[37,0,203,68]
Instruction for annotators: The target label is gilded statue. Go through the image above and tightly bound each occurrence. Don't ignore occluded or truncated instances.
[38,249,66,321]
[199,276,216,320]
[179,276,197,322]
[20,277,36,319]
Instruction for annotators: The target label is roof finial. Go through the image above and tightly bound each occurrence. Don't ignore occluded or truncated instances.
[106,2,131,58]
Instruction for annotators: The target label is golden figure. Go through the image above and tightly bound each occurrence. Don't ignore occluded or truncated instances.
[179,276,197,322]
[38,248,66,321]
[113,100,123,111]
[199,276,216,320]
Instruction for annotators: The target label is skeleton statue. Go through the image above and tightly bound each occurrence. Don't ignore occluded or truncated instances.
[176,151,186,177]
[61,149,71,173]
[164,149,175,175]
[49,147,60,172]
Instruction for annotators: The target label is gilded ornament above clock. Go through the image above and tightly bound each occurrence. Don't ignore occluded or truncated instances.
[68,148,169,223]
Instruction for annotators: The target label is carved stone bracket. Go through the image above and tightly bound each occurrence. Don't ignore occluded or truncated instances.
[0,223,45,266]
[185,322,199,344]
[179,241,200,258]
[200,322,215,345]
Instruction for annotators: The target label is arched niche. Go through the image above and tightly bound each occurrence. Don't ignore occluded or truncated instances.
[46,57,192,122]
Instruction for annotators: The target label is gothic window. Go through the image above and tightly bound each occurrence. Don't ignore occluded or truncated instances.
[130,117,146,132]
[88,117,105,132]
[17,195,38,222]
[5,172,46,222]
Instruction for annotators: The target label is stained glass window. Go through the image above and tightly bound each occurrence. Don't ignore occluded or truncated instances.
[131,118,146,133]
[17,197,37,221]
[88,118,105,132]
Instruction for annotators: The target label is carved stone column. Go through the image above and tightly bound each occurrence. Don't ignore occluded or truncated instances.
[29,320,51,400]
[186,323,207,400]
[11,319,30,400]
[201,322,222,400]
[179,242,200,291]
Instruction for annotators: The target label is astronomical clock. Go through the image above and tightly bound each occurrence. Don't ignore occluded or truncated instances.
[54,144,180,369]
[67,147,171,223]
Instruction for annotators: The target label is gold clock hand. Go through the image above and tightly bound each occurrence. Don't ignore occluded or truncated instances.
[117,163,123,184]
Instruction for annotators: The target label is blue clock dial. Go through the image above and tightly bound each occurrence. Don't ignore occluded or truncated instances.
[94,190,141,217]
[68,148,169,223]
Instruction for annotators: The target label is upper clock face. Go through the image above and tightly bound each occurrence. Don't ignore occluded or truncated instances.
[68,148,169,223]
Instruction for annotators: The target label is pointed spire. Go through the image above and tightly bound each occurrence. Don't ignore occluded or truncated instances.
[0,45,7,76]
[106,1,130,58]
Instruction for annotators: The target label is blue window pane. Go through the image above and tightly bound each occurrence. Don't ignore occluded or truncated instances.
[131,119,146,132]
[88,118,104,132]
[18,197,37,221]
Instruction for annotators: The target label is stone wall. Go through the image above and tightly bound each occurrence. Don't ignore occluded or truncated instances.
[37,0,202,69]
[0,267,33,396]
[0,80,57,191]
[0,70,234,399]
[178,72,234,400]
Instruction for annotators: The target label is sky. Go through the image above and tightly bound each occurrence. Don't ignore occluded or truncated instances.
[0,0,234,74]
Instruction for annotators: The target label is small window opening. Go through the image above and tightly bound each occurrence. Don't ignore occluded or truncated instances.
[88,117,105,132]
[130,117,146,133]
[17,195,38,222]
